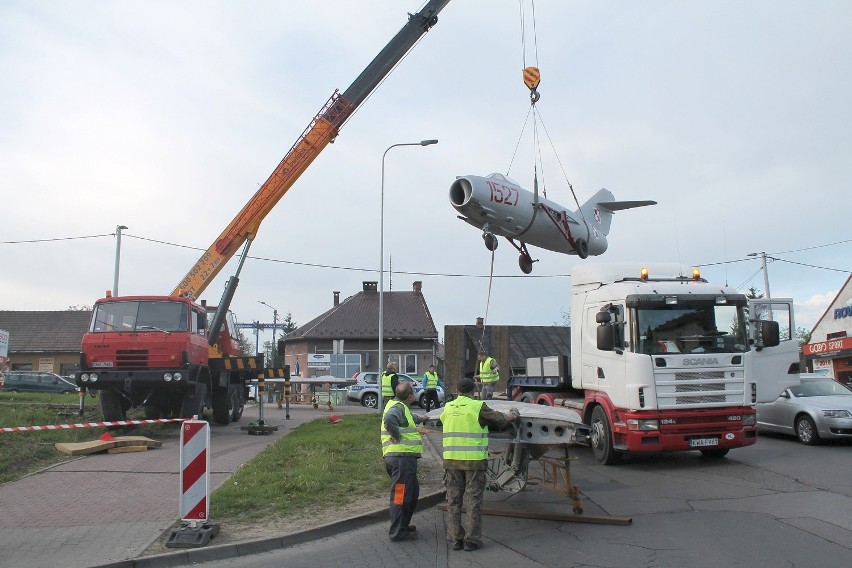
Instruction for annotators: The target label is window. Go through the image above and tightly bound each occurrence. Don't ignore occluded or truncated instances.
[404,354,417,374]
[330,354,361,378]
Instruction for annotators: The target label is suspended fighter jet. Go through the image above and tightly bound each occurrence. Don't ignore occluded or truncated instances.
[450,173,656,273]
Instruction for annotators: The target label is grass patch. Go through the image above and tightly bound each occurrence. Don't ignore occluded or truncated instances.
[0,392,179,484]
[212,413,388,521]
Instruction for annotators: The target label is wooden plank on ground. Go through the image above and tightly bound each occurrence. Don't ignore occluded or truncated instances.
[55,440,117,456]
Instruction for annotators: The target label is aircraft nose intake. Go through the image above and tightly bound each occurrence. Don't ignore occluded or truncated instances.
[449,178,473,207]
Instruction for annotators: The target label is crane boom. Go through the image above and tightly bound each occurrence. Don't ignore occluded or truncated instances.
[172,0,451,299]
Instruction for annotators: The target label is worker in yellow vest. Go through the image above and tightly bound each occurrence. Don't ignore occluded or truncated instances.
[380,361,400,407]
[380,381,426,542]
[422,364,441,412]
[440,378,518,551]
[474,351,500,400]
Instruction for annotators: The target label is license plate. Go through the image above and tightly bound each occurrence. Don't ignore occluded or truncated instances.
[91,361,114,368]
[689,437,719,448]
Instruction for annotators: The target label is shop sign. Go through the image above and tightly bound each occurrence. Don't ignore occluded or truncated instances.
[804,336,852,356]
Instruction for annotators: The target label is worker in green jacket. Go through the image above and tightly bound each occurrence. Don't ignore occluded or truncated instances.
[474,351,500,400]
[422,364,441,412]
[380,361,400,407]
[381,381,426,542]
[440,378,518,551]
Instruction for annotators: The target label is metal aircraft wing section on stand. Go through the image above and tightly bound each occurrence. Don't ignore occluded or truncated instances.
[424,400,591,497]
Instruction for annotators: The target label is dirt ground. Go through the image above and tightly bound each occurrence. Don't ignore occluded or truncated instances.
[141,436,446,556]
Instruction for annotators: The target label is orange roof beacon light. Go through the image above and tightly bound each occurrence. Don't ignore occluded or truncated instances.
[105,290,112,298]
[640,267,649,281]
[692,268,701,281]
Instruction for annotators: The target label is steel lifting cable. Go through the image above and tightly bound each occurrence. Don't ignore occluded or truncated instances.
[479,249,497,351]
[481,0,544,339]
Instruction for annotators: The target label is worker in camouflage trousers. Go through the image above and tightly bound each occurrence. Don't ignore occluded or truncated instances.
[440,378,518,551]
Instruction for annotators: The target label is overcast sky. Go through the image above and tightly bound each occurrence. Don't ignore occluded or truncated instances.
[2,0,850,351]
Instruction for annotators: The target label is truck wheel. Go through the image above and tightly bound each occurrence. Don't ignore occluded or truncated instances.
[700,448,730,458]
[362,392,378,408]
[181,384,207,421]
[212,386,232,425]
[590,406,621,465]
[100,390,126,423]
[229,385,244,422]
[144,404,162,420]
[519,393,534,404]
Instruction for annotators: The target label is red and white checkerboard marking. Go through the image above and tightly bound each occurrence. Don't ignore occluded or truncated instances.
[0,418,182,433]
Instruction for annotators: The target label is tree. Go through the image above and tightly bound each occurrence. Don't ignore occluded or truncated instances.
[281,311,298,334]
[796,327,812,351]
[238,331,254,357]
[555,306,571,327]
[746,287,764,300]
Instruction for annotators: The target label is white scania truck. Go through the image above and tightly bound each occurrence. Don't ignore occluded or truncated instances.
[509,263,800,464]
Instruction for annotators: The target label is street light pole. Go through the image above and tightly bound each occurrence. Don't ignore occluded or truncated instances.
[378,139,438,410]
[258,301,279,365]
[113,225,128,296]
[747,251,771,298]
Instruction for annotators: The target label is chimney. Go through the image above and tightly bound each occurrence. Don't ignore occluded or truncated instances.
[476,317,484,329]
[363,281,378,292]
[413,281,422,293]
[333,291,340,307]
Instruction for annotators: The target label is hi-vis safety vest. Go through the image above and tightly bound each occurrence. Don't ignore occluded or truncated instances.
[381,400,423,457]
[381,372,395,399]
[479,357,498,383]
[423,371,439,389]
[441,396,488,461]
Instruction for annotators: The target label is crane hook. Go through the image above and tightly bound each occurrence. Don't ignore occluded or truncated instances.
[523,66,541,104]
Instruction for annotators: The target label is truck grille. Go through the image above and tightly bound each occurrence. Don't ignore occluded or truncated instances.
[675,372,726,403]
[115,350,149,368]
[655,370,743,408]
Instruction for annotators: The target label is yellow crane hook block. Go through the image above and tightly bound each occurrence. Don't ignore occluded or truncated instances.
[523,66,541,103]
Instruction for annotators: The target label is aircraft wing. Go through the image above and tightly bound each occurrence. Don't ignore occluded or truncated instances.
[423,399,589,446]
[597,199,657,212]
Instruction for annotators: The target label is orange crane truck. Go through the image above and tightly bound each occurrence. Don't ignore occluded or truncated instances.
[75,0,452,424]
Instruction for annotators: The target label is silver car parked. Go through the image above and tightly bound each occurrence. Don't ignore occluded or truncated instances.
[756,376,852,445]
[346,371,445,409]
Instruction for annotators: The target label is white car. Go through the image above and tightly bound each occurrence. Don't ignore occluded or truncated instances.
[346,371,445,409]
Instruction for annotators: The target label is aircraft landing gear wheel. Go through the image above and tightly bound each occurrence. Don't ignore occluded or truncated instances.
[575,238,589,259]
[519,254,534,274]
[483,232,498,251]
[590,406,621,465]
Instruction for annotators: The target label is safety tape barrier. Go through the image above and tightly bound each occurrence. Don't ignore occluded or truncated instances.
[0,418,185,434]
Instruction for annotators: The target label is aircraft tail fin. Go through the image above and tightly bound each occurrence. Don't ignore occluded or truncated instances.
[580,188,656,235]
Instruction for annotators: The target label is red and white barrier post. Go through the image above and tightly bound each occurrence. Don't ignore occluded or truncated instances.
[166,416,220,548]
[179,417,210,522]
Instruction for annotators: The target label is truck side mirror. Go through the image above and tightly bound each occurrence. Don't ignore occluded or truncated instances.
[757,320,780,348]
[596,311,611,324]
[597,324,615,351]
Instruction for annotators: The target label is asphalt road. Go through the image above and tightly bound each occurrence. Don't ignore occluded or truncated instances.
[188,432,852,568]
[2,400,850,568]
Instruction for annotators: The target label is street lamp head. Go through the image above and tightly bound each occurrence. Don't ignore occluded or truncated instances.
[117,225,128,231]
[747,252,758,257]
[420,139,438,146]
